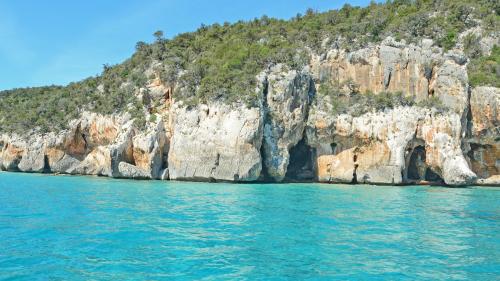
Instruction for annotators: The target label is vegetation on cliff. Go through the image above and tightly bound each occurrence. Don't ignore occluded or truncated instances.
[468,45,500,88]
[0,0,498,134]
[317,87,447,117]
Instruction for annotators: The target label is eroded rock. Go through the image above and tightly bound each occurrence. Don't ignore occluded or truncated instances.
[307,106,476,186]
[261,65,313,181]
[168,102,263,181]
[467,86,499,183]
[118,162,151,179]
[132,118,168,179]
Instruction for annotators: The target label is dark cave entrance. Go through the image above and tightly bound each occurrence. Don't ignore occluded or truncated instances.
[285,139,316,182]
[407,146,426,180]
[406,145,444,184]
[43,155,51,173]
[352,154,359,184]
[424,167,443,182]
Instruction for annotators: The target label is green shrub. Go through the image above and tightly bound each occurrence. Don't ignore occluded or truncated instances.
[438,29,458,51]
[468,45,500,88]
[317,81,447,117]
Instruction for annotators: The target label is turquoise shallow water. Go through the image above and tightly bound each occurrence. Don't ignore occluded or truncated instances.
[0,172,499,280]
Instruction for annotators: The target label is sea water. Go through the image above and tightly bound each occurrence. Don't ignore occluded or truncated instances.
[0,172,499,280]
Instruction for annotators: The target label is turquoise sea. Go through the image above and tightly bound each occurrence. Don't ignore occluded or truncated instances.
[0,172,499,280]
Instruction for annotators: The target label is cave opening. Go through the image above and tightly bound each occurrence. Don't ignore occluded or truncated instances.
[285,138,316,182]
[352,164,359,184]
[330,143,337,154]
[161,143,169,171]
[406,145,444,183]
[351,153,359,184]
[43,155,51,173]
[424,168,443,183]
[407,146,426,180]
[81,133,87,148]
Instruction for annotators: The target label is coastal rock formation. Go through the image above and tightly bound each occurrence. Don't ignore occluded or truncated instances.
[1,137,25,171]
[261,65,313,181]
[118,162,151,179]
[2,112,140,177]
[168,103,263,181]
[131,119,168,179]
[307,106,476,186]
[49,112,135,177]
[310,37,469,116]
[0,37,497,187]
[467,86,499,184]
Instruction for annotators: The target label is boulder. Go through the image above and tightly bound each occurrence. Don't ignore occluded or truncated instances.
[476,175,500,186]
[118,162,151,179]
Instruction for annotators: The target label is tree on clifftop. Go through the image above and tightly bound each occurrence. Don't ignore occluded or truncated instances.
[153,30,164,42]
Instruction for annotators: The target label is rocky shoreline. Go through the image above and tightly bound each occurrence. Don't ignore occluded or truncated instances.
[1,38,498,187]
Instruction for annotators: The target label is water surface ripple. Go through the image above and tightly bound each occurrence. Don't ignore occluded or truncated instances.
[0,172,499,280]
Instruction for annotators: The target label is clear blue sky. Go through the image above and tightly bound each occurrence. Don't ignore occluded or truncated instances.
[0,0,375,91]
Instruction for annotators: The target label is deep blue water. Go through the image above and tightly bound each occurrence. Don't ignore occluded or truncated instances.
[0,172,499,280]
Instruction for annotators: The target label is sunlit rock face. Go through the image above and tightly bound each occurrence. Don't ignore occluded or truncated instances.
[302,38,477,186]
[167,102,263,182]
[467,86,499,185]
[307,106,476,186]
[131,120,168,179]
[0,136,25,171]
[0,37,496,187]
[309,37,469,117]
[45,112,135,177]
[261,64,314,182]
[1,112,168,179]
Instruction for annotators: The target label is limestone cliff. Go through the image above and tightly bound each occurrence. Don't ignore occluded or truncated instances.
[167,102,262,181]
[310,37,469,117]
[467,87,499,185]
[261,64,314,181]
[1,112,168,180]
[307,106,475,185]
[1,37,498,186]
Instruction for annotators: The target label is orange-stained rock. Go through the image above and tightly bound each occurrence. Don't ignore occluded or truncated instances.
[309,37,469,116]
[317,150,355,183]
[468,86,499,180]
[1,142,24,170]
[71,146,112,176]
[89,121,118,146]
[317,142,399,184]
[308,106,476,186]
[131,119,168,179]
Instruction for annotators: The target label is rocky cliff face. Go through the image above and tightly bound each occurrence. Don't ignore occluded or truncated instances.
[1,112,168,179]
[310,37,469,116]
[467,87,499,185]
[261,65,314,181]
[1,37,498,186]
[167,102,262,181]
[307,106,475,185]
